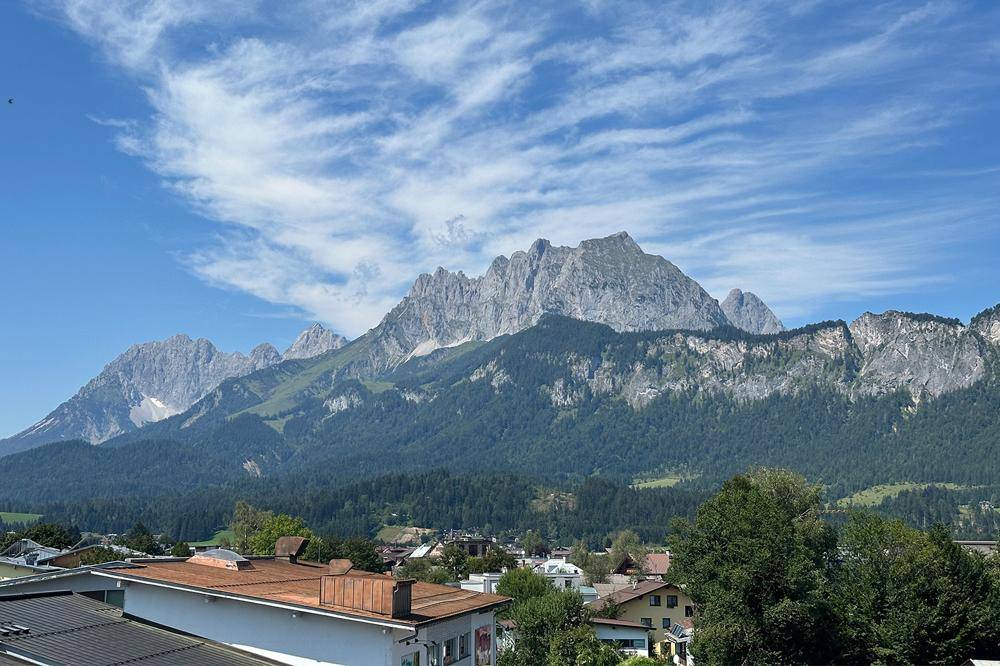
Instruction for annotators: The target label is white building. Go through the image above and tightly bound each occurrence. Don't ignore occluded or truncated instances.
[532,558,584,590]
[460,559,589,600]
[0,543,508,666]
[590,617,651,658]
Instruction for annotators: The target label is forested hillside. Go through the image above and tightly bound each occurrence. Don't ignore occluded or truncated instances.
[2,313,997,540]
[3,315,1000,495]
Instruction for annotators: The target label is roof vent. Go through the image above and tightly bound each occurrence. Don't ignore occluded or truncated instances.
[188,549,254,571]
[329,559,353,575]
[0,622,30,637]
[275,536,310,564]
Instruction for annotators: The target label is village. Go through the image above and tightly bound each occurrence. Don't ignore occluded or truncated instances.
[2,518,998,665]
[0,522,704,665]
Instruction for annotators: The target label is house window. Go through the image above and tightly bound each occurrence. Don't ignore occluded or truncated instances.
[402,652,420,666]
[640,617,653,628]
[685,605,694,617]
[649,594,661,606]
[662,617,671,629]
[460,632,470,659]
[443,637,457,665]
[666,595,678,608]
[564,579,572,588]
[428,644,441,666]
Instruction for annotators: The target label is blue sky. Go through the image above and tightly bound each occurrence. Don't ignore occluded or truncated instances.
[1,0,999,437]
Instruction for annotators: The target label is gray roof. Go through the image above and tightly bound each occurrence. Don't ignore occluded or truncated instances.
[0,591,279,665]
[0,562,135,589]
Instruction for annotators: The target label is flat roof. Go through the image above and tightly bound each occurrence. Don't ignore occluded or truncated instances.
[96,557,508,628]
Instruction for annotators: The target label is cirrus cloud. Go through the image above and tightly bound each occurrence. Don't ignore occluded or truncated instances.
[41,0,1000,334]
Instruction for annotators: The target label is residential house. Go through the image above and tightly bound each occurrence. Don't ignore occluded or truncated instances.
[532,558,583,590]
[444,536,495,558]
[587,580,694,657]
[663,621,695,666]
[460,559,586,596]
[589,617,650,658]
[0,537,509,666]
[610,552,671,580]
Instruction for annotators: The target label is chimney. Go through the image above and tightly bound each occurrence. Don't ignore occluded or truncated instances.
[329,559,353,575]
[320,575,415,619]
[274,536,310,564]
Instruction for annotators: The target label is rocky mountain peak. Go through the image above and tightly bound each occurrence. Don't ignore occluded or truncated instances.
[250,343,282,367]
[721,288,785,334]
[577,230,642,253]
[283,324,348,361]
[971,303,1000,347]
[2,325,346,455]
[365,233,734,370]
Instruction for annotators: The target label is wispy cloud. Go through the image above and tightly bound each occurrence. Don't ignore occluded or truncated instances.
[49,0,1000,332]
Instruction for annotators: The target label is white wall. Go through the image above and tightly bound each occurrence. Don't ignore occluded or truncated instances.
[398,610,496,666]
[123,583,397,666]
[593,624,649,658]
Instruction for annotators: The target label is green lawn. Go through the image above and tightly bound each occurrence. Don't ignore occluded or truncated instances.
[189,529,236,547]
[836,482,968,507]
[632,472,699,489]
[0,511,42,525]
[376,525,434,545]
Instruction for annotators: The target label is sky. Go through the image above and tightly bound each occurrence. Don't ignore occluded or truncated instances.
[1,0,999,437]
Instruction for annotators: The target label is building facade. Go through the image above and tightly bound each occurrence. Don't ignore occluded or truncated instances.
[587,580,694,656]
[0,547,508,666]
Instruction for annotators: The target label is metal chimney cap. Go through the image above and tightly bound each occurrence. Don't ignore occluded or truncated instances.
[275,536,310,559]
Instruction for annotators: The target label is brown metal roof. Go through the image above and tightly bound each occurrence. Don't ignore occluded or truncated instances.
[103,558,508,627]
[643,553,671,575]
[589,617,649,630]
[587,579,680,611]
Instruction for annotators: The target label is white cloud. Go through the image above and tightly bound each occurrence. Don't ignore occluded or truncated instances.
[45,0,1000,334]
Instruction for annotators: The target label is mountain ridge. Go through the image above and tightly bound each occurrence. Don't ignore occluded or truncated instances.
[1,308,997,509]
[0,323,348,454]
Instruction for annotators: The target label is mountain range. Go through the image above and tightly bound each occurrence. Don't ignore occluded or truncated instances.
[0,324,346,454]
[1,232,997,514]
[0,233,779,455]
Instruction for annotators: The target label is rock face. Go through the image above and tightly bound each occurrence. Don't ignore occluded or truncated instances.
[849,312,988,398]
[721,288,785,334]
[283,323,347,360]
[0,336,282,454]
[972,305,1000,347]
[471,309,996,412]
[362,232,733,371]
[0,323,349,454]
